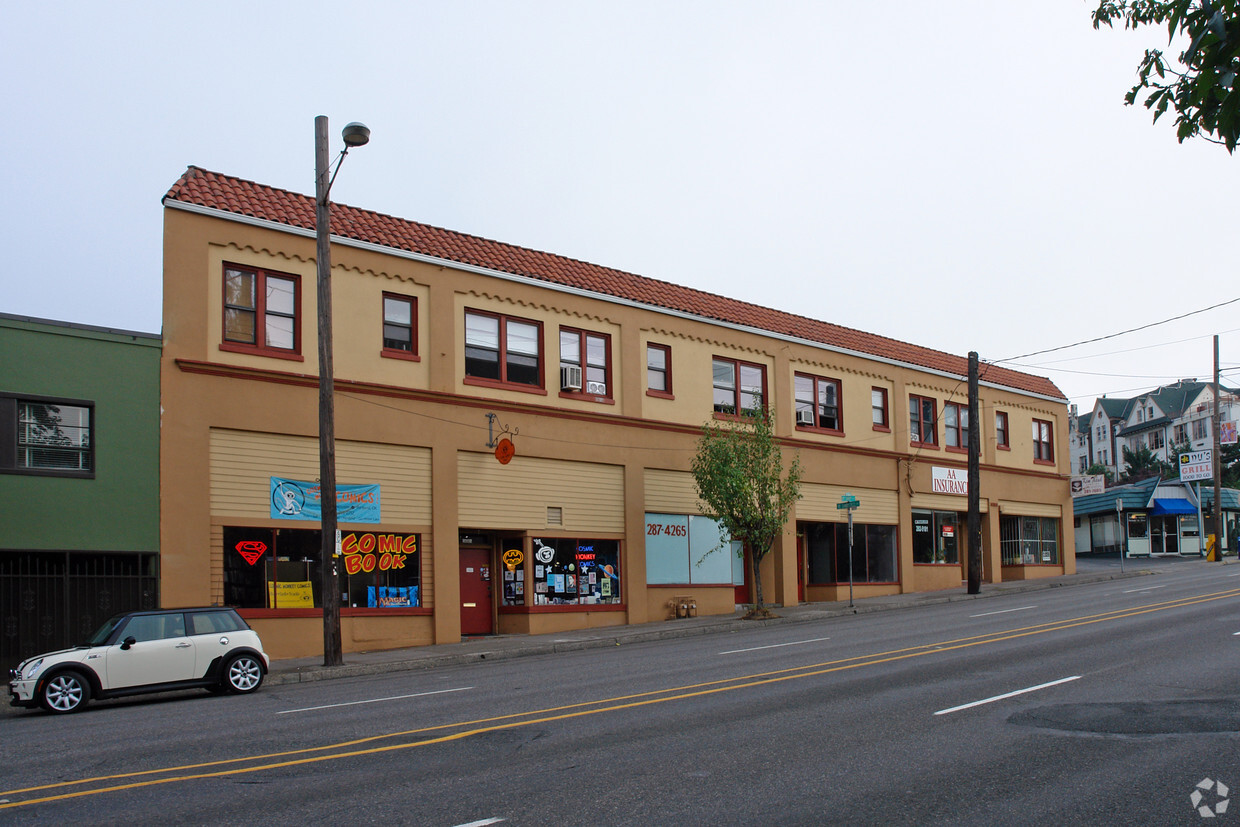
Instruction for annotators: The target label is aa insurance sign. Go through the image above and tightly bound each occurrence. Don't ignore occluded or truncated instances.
[1179,450,1213,482]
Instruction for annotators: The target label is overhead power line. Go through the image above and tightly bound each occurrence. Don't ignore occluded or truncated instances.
[991,296,1240,364]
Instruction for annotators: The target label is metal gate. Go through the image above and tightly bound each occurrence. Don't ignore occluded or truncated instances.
[0,551,159,674]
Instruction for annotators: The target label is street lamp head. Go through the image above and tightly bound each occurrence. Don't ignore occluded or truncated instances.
[342,122,371,148]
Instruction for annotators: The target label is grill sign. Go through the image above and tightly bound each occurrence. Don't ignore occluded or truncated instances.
[1179,450,1213,483]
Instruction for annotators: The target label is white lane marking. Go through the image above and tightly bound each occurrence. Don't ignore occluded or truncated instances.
[277,686,472,714]
[1227,572,1240,577]
[970,605,1036,618]
[453,819,505,827]
[719,637,831,655]
[934,676,1081,716]
[1123,584,1166,593]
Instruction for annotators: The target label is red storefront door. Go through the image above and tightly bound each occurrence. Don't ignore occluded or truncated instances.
[459,548,493,635]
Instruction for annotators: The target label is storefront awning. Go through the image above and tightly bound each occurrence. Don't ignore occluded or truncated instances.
[1151,498,1196,515]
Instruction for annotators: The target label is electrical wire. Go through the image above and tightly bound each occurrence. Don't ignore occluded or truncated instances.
[992,296,1240,364]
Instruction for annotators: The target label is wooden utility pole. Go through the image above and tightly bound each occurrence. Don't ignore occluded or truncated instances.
[316,115,343,667]
[967,351,981,594]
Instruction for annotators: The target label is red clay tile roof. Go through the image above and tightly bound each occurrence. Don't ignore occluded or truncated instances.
[165,166,1064,400]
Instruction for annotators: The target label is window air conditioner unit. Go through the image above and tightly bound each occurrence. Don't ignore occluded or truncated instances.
[796,409,815,426]
[585,381,607,396]
[560,365,583,391]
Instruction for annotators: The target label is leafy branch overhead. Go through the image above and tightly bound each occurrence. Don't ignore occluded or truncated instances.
[1094,0,1240,151]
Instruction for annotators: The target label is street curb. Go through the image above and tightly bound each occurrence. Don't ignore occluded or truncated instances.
[266,569,1152,686]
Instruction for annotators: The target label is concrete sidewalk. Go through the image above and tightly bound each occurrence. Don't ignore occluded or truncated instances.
[267,564,1156,686]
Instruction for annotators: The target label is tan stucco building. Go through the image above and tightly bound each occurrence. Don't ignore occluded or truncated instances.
[161,167,1074,660]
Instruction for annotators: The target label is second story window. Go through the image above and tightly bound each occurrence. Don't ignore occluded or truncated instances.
[222,264,300,358]
[713,357,765,417]
[996,411,1010,449]
[465,310,542,388]
[944,402,969,450]
[1033,419,1054,463]
[647,344,672,397]
[381,293,418,359]
[794,373,841,432]
[871,387,889,430]
[559,328,611,398]
[909,395,938,447]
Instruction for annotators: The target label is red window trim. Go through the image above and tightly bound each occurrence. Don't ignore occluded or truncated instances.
[380,292,419,361]
[647,343,673,398]
[871,386,890,432]
[464,309,545,390]
[1033,417,1055,464]
[944,402,968,454]
[559,326,613,401]
[794,372,844,436]
[712,356,767,420]
[464,375,549,396]
[220,263,303,359]
[995,410,1010,450]
[909,394,939,448]
[499,603,626,614]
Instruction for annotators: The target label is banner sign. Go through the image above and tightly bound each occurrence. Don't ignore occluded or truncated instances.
[1222,421,1237,445]
[270,477,381,523]
[931,466,968,496]
[1179,450,1213,483]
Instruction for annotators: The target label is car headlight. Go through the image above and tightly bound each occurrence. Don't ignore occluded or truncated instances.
[20,658,44,681]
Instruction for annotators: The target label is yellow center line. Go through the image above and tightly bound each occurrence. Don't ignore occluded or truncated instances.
[4,587,1236,809]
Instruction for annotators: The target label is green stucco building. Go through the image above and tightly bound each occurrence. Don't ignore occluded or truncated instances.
[1,314,161,671]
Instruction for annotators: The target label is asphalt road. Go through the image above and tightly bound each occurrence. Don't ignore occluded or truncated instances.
[4,557,1239,826]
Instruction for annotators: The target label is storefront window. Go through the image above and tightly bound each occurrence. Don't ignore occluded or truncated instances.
[912,510,959,564]
[1128,512,1148,539]
[803,522,897,584]
[531,538,621,605]
[999,516,1061,565]
[224,527,420,609]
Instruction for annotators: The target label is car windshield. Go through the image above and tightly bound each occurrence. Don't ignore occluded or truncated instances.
[84,613,128,646]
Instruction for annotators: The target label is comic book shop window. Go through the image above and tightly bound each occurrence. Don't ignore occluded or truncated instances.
[530,538,621,606]
[223,527,420,609]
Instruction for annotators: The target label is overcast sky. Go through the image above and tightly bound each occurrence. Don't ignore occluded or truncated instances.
[5,2,1235,412]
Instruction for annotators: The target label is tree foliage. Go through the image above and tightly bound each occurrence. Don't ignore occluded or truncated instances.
[691,405,802,617]
[1093,0,1240,151]
[1121,444,1175,482]
[1086,462,1115,482]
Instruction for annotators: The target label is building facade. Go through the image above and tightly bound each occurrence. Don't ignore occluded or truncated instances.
[0,314,161,672]
[161,167,1074,660]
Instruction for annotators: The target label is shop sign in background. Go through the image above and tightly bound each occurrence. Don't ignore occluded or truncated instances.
[270,477,381,523]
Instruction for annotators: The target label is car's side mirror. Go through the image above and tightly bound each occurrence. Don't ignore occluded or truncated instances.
[120,636,137,651]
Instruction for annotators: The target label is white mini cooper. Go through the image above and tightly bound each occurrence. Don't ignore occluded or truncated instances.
[8,607,269,714]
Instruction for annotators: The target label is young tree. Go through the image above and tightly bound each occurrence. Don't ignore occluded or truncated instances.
[1121,444,1165,482]
[1085,462,1115,483]
[1093,1,1240,151]
[691,404,802,618]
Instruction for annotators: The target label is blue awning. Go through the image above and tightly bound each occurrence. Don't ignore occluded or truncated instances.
[1151,498,1197,515]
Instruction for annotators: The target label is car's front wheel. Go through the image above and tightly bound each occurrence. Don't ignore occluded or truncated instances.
[223,654,264,694]
[40,671,91,714]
